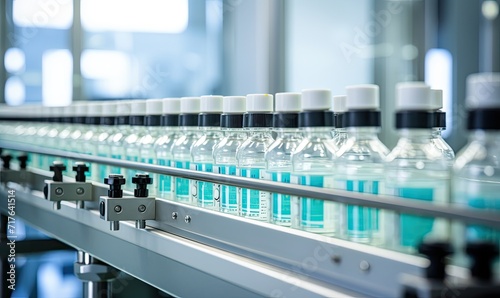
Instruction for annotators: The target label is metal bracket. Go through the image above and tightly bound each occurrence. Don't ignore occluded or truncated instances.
[44,180,93,209]
[99,195,155,231]
[1,169,32,186]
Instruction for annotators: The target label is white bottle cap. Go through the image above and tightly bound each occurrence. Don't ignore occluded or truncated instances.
[345,84,379,110]
[162,98,180,115]
[246,94,274,112]
[395,82,432,110]
[117,100,131,116]
[466,72,500,109]
[146,99,163,115]
[130,100,147,116]
[430,89,443,110]
[200,95,223,113]
[275,92,301,112]
[332,95,347,113]
[101,101,118,116]
[301,89,332,111]
[223,96,246,114]
[180,97,201,114]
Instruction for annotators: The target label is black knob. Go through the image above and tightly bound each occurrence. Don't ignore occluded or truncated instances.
[1,154,12,170]
[73,162,89,182]
[466,242,499,281]
[132,174,153,197]
[104,174,126,198]
[49,161,66,182]
[17,154,28,170]
[418,241,453,280]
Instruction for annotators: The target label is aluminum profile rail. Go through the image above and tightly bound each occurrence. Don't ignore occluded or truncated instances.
[1,140,500,229]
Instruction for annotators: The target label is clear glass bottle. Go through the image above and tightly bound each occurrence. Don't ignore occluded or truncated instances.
[452,73,500,254]
[138,99,164,196]
[171,97,201,203]
[45,106,65,170]
[213,96,247,215]
[237,94,274,221]
[123,100,148,190]
[190,95,223,209]
[106,100,132,176]
[79,102,103,181]
[332,95,347,148]
[333,85,389,244]
[384,83,451,253]
[155,98,181,200]
[265,92,302,226]
[95,101,117,182]
[291,89,338,235]
[429,89,455,161]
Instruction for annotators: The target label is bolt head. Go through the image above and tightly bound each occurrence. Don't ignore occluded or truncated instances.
[138,205,146,212]
[184,215,191,223]
[76,187,84,195]
[55,187,64,195]
[132,174,153,185]
[172,212,178,220]
[114,205,122,213]
[359,260,370,271]
[104,175,126,186]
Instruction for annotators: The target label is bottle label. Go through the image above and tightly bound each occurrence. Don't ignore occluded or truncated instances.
[269,172,291,224]
[157,158,172,194]
[175,161,190,198]
[344,180,380,240]
[466,196,500,242]
[397,187,434,248]
[293,175,335,231]
[240,168,269,221]
[215,165,238,213]
[191,163,215,207]
[110,153,122,174]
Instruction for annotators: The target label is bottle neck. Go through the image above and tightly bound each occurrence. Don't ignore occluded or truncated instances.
[468,130,500,142]
[274,127,302,138]
[302,127,334,138]
[397,128,433,139]
[346,127,381,139]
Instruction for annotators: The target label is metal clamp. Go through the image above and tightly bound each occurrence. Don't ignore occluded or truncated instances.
[99,174,155,231]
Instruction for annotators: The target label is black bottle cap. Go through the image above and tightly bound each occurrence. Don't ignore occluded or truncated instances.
[179,114,198,126]
[198,113,221,127]
[467,108,500,130]
[130,116,144,126]
[161,114,179,127]
[299,110,334,128]
[243,113,273,128]
[116,115,130,126]
[73,116,86,124]
[144,115,162,127]
[395,111,434,129]
[273,113,299,128]
[221,114,244,128]
[85,117,101,125]
[343,110,381,127]
[335,113,344,128]
[100,116,116,126]
[434,111,446,129]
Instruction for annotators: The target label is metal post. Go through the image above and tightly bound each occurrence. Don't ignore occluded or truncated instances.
[74,251,118,298]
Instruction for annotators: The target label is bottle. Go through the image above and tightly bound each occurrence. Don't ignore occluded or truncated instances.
[138,99,164,196]
[124,100,148,189]
[154,98,181,200]
[190,95,223,209]
[452,73,500,250]
[45,106,65,169]
[237,94,274,221]
[430,89,455,161]
[106,100,131,176]
[332,95,347,148]
[334,85,389,244]
[56,105,76,170]
[265,92,302,226]
[213,96,247,215]
[96,101,117,181]
[67,102,88,171]
[171,97,201,203]
[291,89,338,235]
[81,102,103,181]
[384,82,450,252]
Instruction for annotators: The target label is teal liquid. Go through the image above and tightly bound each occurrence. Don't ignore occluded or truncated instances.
[125,155,138,188]
[397,188,434,248]
[466,196,500,242]
[219,165,238,214]
[194,163,214,208]
[98,153,108,182]
[175,161,190,200]
[240,167,269,221]
[298,175,334,232]
[157,158,172,196]
[110,153,122,175]
[345,180,379,243]
[271,172,291,225]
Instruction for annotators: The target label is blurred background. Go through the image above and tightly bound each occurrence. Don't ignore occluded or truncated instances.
[0,0,499,297]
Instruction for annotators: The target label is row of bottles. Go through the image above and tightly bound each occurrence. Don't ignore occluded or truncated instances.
[0,73,498,254]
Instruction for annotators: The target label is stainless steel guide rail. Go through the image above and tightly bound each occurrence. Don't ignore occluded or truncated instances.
[1,140,499,229]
